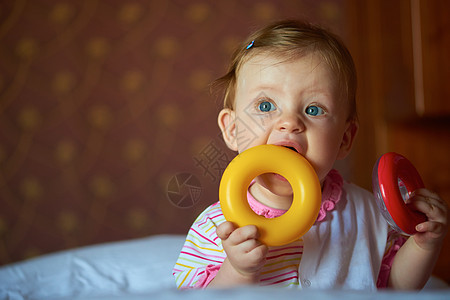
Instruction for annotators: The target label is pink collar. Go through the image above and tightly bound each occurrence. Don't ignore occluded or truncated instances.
[247,169,343,222]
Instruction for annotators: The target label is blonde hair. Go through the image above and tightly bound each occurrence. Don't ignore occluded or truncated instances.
[213,20,357,121]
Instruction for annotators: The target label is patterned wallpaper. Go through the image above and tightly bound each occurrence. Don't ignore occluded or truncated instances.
[0,0,346,264]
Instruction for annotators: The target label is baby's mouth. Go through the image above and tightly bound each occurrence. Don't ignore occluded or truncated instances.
[274,142,302,155]
[283,146,298,153]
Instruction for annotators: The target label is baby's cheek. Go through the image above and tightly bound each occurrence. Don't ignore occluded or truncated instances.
[306,158,332,183]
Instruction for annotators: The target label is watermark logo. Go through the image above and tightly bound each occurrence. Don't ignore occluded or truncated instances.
[193,140,229,183]
[234,116,260,151]
[167,173,202,209]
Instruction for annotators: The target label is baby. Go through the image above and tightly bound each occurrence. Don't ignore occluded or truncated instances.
[173,20,448,290]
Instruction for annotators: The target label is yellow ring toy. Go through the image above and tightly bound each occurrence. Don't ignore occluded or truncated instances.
[219,144,322,246]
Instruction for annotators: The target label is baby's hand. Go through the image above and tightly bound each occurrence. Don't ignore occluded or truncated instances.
[408,188,448,251]
[216,222,268,280]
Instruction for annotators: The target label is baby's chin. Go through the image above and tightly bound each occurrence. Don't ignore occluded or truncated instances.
[272,173,288,182]
[256,173,294,196]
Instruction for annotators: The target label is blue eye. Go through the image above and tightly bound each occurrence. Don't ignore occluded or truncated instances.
[258,101,276,112]
[305,105,325,116]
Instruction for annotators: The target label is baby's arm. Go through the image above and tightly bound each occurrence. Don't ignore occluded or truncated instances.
[208,222,268,288]
[388,189,448,289]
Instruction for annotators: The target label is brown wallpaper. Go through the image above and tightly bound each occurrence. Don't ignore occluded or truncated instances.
[0,0,346,264]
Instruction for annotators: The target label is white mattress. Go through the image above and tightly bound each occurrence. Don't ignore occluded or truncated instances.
[0,234,448,300]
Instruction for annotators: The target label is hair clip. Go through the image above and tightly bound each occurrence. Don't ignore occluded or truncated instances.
[246,40,255,50]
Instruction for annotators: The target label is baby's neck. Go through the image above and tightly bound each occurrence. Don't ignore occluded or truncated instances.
[249,183,293,211]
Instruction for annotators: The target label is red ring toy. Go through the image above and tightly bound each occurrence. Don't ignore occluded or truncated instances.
[372,152,427,235]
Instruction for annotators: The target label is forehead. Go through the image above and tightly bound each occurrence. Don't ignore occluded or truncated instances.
[236,52,336,92]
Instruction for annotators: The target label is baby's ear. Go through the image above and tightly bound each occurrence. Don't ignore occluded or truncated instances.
[337,119,359,159]
[218,108,238,151]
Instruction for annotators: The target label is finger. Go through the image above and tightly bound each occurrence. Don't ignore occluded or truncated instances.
[416,221,447,235]
[228,225,260,245]
[408,195,447,221]
[248,243,269,258]
[409,196,444,212]
[412,189,447,211]
[216,221,237,240]
[413,188,440,200]
[409,200,446,223]
[237,237,265,254]
[246,244,269,267]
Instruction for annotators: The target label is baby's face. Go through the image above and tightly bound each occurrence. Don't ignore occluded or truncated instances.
[230,53,353,192]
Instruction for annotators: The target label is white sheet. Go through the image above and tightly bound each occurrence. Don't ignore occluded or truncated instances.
[0,235,182,299]
[0,234,448,300]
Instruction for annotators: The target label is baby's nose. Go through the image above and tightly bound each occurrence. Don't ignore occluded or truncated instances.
[276,113,305,133]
